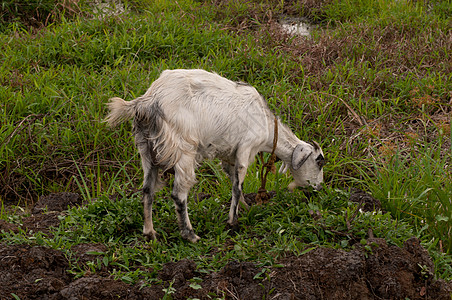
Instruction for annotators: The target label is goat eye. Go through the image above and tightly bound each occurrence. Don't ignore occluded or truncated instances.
[316,154,325,168]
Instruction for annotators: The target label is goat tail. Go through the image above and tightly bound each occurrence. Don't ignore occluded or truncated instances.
[104,97,136,127]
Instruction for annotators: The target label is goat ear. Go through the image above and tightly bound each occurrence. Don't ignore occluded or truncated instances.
[291,144,312,170]
[312,141,321,151]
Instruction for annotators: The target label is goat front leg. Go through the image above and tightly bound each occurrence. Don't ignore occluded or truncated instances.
[222,160,249,211]
[227,150,250,228]
[172,156,200,243]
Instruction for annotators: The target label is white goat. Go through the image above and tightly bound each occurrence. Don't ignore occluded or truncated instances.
[105,69,325,242]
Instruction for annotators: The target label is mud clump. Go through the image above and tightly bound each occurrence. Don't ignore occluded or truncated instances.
[244,191,277,206]
[32,192,84,214]
[159,259,198,285]
[349,188,384,213]
[21,212,61,236]
[0,219,19,234]
[2,192,84,237]
[59,276,162,300]
[0,244,72,300]
[1,193,84,235]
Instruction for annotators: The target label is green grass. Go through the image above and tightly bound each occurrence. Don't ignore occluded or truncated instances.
[357,135,452,252]
[1,0,451,285]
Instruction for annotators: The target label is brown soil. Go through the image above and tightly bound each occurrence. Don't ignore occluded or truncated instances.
[1,192,451,299]
[349,188,384,213]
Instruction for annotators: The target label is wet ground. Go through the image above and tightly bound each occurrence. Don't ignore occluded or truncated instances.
[1,192,451,299]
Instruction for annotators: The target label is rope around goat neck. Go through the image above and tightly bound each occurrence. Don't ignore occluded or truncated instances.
[256,117,278,204]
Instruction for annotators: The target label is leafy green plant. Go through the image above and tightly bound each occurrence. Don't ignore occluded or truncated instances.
[356,138,452,253]
[162,280,176,300]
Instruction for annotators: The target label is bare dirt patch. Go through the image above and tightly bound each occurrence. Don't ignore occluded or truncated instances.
[0,192,84,236]
[32,192,84,214]
[0,192,451,299]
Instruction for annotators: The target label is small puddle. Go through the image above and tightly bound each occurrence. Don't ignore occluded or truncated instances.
[91,0,126,18]
[279,16,311,37]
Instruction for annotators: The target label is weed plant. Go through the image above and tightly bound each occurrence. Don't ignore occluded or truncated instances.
[1,0,451,284]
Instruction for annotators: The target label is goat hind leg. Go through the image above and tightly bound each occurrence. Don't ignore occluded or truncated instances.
[142,166,159,240]
[142,168,159,240]
[172,159,200,243]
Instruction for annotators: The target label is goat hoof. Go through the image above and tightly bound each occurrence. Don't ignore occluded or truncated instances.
[188,234,201,243]
[143,231,158,241]
[226,222,240,235]
[181,230,200,243]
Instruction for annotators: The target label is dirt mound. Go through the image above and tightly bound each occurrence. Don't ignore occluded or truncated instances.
[59,276,162,300]
[349,188,384,213]
[32,192,84,214]
[21,212,62,236]
[267,238,451,300]
[0,192,451,299]
[0,238,451,299]
[1,192,84,237]
[0,244,72,300]
[0,219,19,234]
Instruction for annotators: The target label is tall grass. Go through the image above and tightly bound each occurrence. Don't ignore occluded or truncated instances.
[357,134,452,253]
[1,1,249,200]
